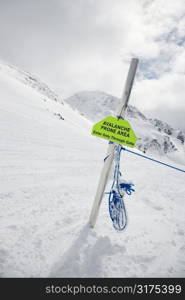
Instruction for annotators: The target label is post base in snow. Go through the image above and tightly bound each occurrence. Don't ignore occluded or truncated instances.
[89,222,94,229]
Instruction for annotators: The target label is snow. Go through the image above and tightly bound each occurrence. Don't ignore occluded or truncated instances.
[0,62,185,277]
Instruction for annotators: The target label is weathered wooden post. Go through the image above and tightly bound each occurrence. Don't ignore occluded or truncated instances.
[89,58,139,228]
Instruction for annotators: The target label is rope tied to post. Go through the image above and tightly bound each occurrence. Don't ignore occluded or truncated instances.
[106,145,135,231]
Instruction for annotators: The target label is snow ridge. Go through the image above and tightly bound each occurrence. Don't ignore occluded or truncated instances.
[0,61,63,104]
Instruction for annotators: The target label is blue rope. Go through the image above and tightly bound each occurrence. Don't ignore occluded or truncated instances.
[105,143,185,231]
[106,145,135,231]
[121,147,185,173]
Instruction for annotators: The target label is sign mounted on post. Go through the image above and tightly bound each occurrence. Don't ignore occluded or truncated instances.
[89,58,139,229]
[92,115,137,148]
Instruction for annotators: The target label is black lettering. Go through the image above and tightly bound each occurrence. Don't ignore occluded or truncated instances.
[103,133,110,138]
[93,130,102,135]
[101,125,116,133]
[117,130,129,137]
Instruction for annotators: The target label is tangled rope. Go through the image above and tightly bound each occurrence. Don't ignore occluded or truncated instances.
[106,145,135,231]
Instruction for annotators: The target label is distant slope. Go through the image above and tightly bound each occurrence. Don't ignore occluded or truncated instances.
[65,91,185,156]
[0,61,63,103]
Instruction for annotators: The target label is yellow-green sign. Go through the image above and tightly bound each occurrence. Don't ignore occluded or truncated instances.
[92,116,137,147]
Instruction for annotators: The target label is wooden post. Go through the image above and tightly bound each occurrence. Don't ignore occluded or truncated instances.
[89,58,139,228]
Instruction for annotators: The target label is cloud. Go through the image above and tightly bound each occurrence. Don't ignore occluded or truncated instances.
[0,0,184,129]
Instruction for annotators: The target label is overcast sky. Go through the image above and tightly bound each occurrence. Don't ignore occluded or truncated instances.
[0,0,185,129]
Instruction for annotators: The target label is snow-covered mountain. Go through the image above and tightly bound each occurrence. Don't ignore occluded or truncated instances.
[65,91,185,156]
[65,90,147,121]
[0,61,185,278]
[150,118,185,144]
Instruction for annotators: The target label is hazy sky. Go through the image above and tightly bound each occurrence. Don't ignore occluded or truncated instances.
[0,0,185,129]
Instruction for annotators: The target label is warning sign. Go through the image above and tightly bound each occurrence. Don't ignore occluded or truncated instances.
[91,116,137,147]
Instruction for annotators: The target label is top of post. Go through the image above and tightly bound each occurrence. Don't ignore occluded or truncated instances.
[117,58,139,119]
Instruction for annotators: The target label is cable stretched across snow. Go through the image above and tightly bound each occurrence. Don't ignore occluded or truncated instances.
[121,147,185,174]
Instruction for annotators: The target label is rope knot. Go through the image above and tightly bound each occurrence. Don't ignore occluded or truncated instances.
[119,183,135,195]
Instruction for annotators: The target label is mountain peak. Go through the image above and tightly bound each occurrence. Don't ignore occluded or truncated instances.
[65,90,146,122]
[65,90,185,156]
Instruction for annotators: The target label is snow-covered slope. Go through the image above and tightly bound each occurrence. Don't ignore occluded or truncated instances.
[65,91,185,156]
[0,61,63,103]
[0,62,185,278]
